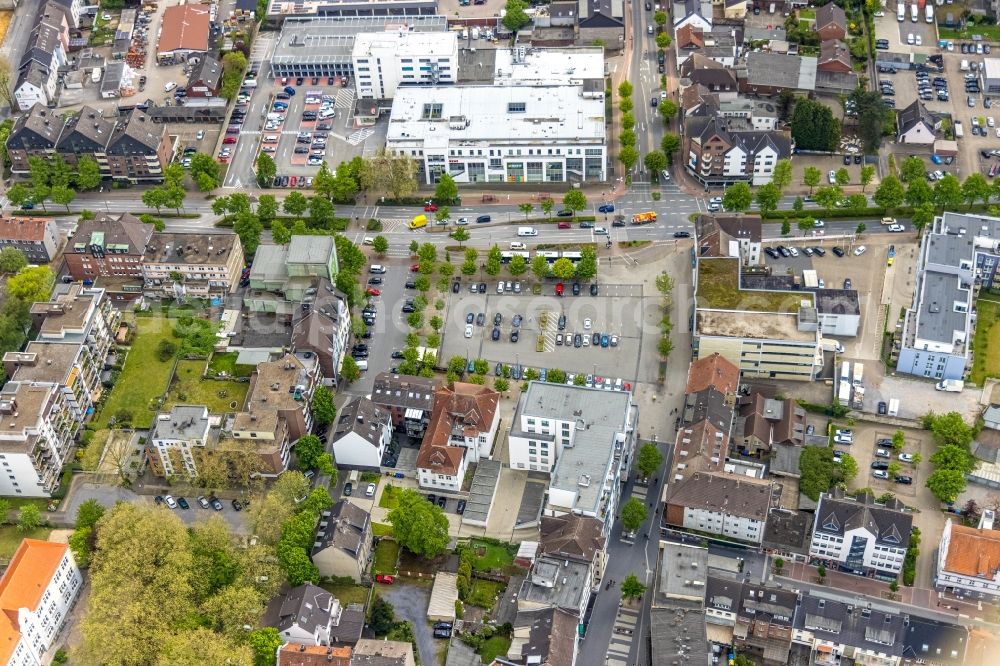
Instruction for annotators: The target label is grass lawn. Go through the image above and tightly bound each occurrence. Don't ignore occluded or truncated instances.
[697,258,801,312]
[798,8,815,19]
[163,359,250,414]
[477,636,512,664]
[466,579,505,609]
[95,318,178,429]
[971,297,1000,385]
[939,25,1000,42]
[378,484,401,510]
[372,522,394,537]
[321,582,369,606]
[207,351,254,378]
[373,540,400,574]
[0,526,51,561]
[468,539,515,571]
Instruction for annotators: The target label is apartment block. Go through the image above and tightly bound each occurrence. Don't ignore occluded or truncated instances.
[146,405,215,479]
[64,213,152,281]
[664,472,777,544]
[683,113,792,187]
[141,232,245,298]
[936,513,1000,601]
[0,216,60,263]
[352,31,458,100]
[369,373,440,438]
[0,382,76,496]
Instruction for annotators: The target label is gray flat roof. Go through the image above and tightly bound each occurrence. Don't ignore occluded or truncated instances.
[518,556,589,612]
[650,603,710,666]
[272,15,448,66]
[814,289,860,315]
[656,542,708,605]
[520,382,632,515]
[151,405,211,441]
[915,271,969,345]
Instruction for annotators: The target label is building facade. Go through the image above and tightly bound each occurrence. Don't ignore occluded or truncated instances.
[141,232,245,298]
[330,397,392,469]
[664,472,775,544]
[935,515,1000,601]
[416,383,500,491]
[63,213,152,281]
[352,31,458,100]
[0,216,60,263]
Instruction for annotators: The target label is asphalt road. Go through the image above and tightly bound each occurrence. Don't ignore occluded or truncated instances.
[344,263,412,397]
[377,584,437,666]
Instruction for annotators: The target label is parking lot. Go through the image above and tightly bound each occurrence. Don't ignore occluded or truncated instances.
[439,282,648,383]
[831,422,926,498]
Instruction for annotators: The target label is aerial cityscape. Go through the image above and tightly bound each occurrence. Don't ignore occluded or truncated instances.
[0,0,997,664]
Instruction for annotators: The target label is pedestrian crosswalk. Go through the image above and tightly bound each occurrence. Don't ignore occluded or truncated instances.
[336,88,356,109]
[605,604,640,664]
[348,128,375,145]
[378,218,413,232]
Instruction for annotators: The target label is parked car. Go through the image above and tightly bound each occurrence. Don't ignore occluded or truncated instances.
[164,495,177,509]
[376,574,395,584]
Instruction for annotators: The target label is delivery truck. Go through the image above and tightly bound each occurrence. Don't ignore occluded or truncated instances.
[632,211,657,225]
[887,398,900,416]
[936,379,965,392]
[897,1,905,20]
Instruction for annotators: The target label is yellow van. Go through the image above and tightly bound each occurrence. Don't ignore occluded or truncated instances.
[409,215,428,230]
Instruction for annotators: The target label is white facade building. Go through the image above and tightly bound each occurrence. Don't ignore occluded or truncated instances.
[352,31,458,100]
[809,491,911,579]
[148,405,213,478]
[386,84,607,184]
[0,540,83,666]
[330,397,392,469]
[935,514,1000,600]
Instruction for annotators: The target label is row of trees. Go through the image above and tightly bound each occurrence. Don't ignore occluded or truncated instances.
[7,155,103,212]
[618,81,639,172]
[923,411,977,504]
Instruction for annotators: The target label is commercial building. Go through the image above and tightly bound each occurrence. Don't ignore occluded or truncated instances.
[794,594,905,665]
[416,382,500,491]
[386,84,606,184]
[733,393,806,455]
[63,213,152,281]
[330,397,392,469]
[809,489,912,580]
[693,258,821,381]
[683,113,792,186]
[369,373,440,438]
[936,513,1000,601]
[156,5,210,63]
[141,232,245,298]
[0,216,60,263]
[896,212,1000,381]
[664,472,778,544]
[269,16,449,80]
[693,215,762,265]
[983,57,1000,95]
[188,55,223,98]
[311,500,373,582]
[247,236,339,315]
[507,607,578,666]
[740,52,817,95]
[265,0,437,24]
[352,31,457,100]
[813,289,861,337]
[0,540,82,666]
[510,382,636,538]
[704,572,798,665]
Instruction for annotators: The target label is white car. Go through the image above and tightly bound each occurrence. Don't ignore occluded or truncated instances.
[365,483,376,497]
[906,33,914,45]
[497,282,504,294]
[872,470,889,480]
[164,81,177,92]
[834,435,853,445]
[875,448,891,459]
[828,170,837,184]
[456,217,469,225]
[164,495,177,509]
[196,130,205,140]
[464,324,474,338]
[989,116,996,127]
[594,226,608,235]
[915,35,922,46]
[814,220,825,228]
[788,247,799,257]
[888,224,905,232]
[854,245,867,256]
[899,453,915,463]
[660,90,668,99]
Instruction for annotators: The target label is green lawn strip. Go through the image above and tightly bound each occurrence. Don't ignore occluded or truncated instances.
[0,527,51,561]
[95,318,178,429]
[378,484,401,510]
[372,522,394,537]
[207,352,254,378]
[466,579,504,609]
[321,582,369,606]
[163,359,249,414]
[468,539,515,571]
[971,298,1000,385]
[477,636,512,664]
[373,540,400,574]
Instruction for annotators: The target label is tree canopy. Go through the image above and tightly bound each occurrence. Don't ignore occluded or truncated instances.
[790,98,840,151]
[387,488,450,557]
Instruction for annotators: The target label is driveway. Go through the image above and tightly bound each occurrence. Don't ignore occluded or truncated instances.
[378,584,436,666]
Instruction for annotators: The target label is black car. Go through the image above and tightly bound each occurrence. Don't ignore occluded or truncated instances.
[574,333,583,347]
[558,314,566,330]
[295,77,304,86]
[437,496,447,509]
[402,304,416,313]
[894,476,913,485]
[590,283,599,295]
[871,461,889,471]
[476,312,486,326]
[478,282,487,293]
[591,332,600,346]
[177,497,190,510]
[352,350,369,359]
[405,279,416,289]
[579,221,594,228]
[353,344,369,353]
[765,247,779,259]
[572,282,581,295]
[232,499,243,511]
[843,278,852,290]
[367,277,383,285]
[476,215,491,223]
[778,246,791,258]
[556,209,574,217]
[843,155,851,165]
[673,231,691,238]
[511,330,519,343]
[210,496,224,511]
[466,312,475,324]
[832,246,845,257]
[495,362,503,376]
[854,154,863,164]
[456,500,467,514]
[391,350,405,359]
[452,281,460,293]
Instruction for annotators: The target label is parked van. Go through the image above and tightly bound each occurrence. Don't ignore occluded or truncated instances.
[356,360,368,372]
[955,121,964,138]
[517,226,538,236]
[910,2,918,22]
[897,1,905,21]
[319,108,336,119]
[925,4,934,22]
[510,241,527,250]
[263,135,279,144]
[91,67,101,83]
[409,215,428,229]
[820,338,845,353]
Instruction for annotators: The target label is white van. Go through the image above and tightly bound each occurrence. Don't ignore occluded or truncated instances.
[263,135,279,144]
[362,236,375,245]
[319,108,336,119]
[369,264,386,274]
[510,241,527,250]
[356,360,368,372]
[517,226,538,237]
[266,112,284,121]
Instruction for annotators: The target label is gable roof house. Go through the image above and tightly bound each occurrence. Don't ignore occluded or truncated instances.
[0,216,61,263]
[416,383,500,492]
[156,4,210,62]
[291,293,351,387]
[330,397,392,470]
[817,39,852,74]
[732,393,806,455]
[813,3,847,41]
[369,373,441,438]
[188,54,223,98]
[678,54,739,95]
[675,28,739,71]
[673,0,713,31]
[56,105,114,158]
[578,0,625,51]
[63,212,152,281]
[705,572,798,665]
[664,472,777,544]
[105,109,172,183]
[897,100,938,144]
[267,584,365,647]
[6,105,64,174]
[14,20,66,111]
[311,500,373,583]
[795,594,906,664]
[278,644,352,666]
[809,489,913,579]
[694,215,763,266]
[936,514,1000,601]
[540,514,607,590]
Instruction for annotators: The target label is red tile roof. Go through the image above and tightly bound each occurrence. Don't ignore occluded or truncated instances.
[416,383,499,476]
[0,217,52,242]
[944,522,1000,579]
[685,353,739,395]
[0,540,68,664]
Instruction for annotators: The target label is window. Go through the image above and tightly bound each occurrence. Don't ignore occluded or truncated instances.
[508,102,526,113]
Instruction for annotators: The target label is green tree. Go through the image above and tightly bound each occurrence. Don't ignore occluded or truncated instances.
[372,235,389,255]
[562,189,587,216]
[283,191,309,216]
[0,248,27,274]
[434,173,458,203]
[636,443,664,478]
[645,150,668,176]
[369,596,396,636]
[799,445,839,501]
[494,377,510,393]
[257,194,278,225]
[930,445,976,474]
[661,133,681,163]
[814,185,843,214]
[519,202,534,219]
[387,488,450,557]
[451,226,470,247]
[803,166,821,193]
[621,573,646,601]
[791,98,841,151]
[962,172,992,209]
[905,178,933,208]
[7,265,54,303]
[255,153,277,187]
[310,386,336,426]
[847,193,868,210]
[658,99,677,124]
[912,202,935,237]
[17,504,41,532]
[797,216,816,235]
[934,174,964,211]
[620,497,648,533]
[654,10,667,25]
[485,245,501,276]
[755,183,782,216]
[835,168,850,187]
[6,183,30,210]
[190,153,221,191]
[341,356,361,383]
[722,182,752,215]
[928,411,975,449]
[551,257,575,280]
[532,254,550,281]
[618,81,633,99]
[622,112,635,131]
[76,499,106,530]
[859,164,876,192]
[540,198,555,220]
[294,434,328,471]
[900,156,927,182]
[926,468,967,504]
[772,159,793,191]
[575,245,598,280]
[892,430,906,449]
[781,219,791,236]
[76,155,103,190]
[872,175,904,210]
[509,254,527,276]
[619,146,639,170]
[271,220,291,245]
[856,222,867,236]
[330,161,360,203]
[502,0,531,31]
[839,453,859,483]
[248,628,282,666]
[141,187,168,213]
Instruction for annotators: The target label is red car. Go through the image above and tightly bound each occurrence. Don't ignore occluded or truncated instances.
[558,221,571,229]
[367,287,380,296]
[376,574,395,584]
[222,137,237,144]
[410,264,420,272]
[555,282,564,296]
[423,203,438,212]
[289,176,298,187]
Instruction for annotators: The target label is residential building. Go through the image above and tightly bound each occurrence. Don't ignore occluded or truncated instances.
[141,232,245,298]
[386,84,607,184]
[6,105,172,184]
[0,540,82,666]
[732,393,806,455]
[683,113,792,186]
[894,212,1000,381]
[188,55,223,98]
[936,514,1000,601]
[685,352,740,395]
[897,100,939,144]
[540,514,607,591]
[507,608,578,666]
[247,236,339,313]
[762,508,814,562]
[694,258,822,381]
[704,572,797,665]
[717,98,780,131]
[722,0,747,19]
[694,214,763,265]
[266,584,365,647]
[0,382,75,496]
[352,640,415,666]
[813,3,847,41]
[650,604,710,666]
[578,0,625,50]
[0,216,60,263]
[681,387,734,434]
[330,397,392,470]
[278,644,352,666]
[510,382,636,538]
[416,383,500,491]
[664,471,777,544]
[817,40,852,74]
[352,31,457,100]
[654,542,708,607]
[291,305,351,388]
[983,404,1000,430]
[265,0,437,24]
[145,405,215,479]
[14,11,68,111]
[156,5,210,63]
[673,0,713,31]
[740,52,817,96]
[517,555,591,621]
[675,28,739,71]
[901,616,969,666]
[311,500,373,582]
[63,213,152,281]
[370,373,440,438]
[809,490,912,579]
[793,594,905,666]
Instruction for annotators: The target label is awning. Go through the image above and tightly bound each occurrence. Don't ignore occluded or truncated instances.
[816,644,834,653]
[405,408,424,419]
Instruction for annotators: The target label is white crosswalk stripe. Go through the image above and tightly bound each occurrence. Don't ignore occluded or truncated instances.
[336,88,355,109]
[348,128,375,145]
